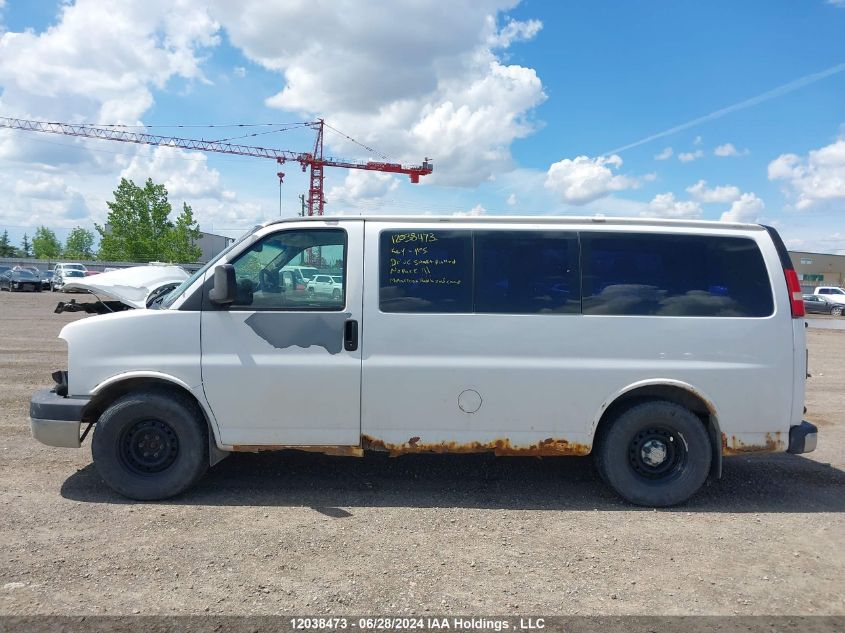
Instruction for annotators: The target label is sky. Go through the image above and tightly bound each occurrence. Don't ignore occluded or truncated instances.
[0,0,844,253]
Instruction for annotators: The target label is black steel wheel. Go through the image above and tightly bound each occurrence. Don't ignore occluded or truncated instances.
[92,389,208,500]
[627,426,686,481]
[595,400,711,507]
[120,419,180,475]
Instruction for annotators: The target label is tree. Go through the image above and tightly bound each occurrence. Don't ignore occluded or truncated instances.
[163,203,202,263]
[20,233,32,258]
[32,226,63,259]
[0,230,15,257]
[63,226,96,259]
[96,178,201,263]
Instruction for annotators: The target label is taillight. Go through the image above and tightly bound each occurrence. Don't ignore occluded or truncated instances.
[785,269,805,318]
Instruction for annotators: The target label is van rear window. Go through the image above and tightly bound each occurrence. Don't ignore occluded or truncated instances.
[580,233,773,317]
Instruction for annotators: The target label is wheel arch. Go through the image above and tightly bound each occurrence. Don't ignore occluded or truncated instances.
[84,372,227,466]
[591,379,723,479]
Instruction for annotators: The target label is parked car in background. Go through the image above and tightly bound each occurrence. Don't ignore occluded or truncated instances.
[39,270,53,290]
[803,294,844,317]
[13,265,42,276]
[52,263,87,278]
[1,268,41,292]
[52,269,86,292]
[812,286,845,305]
[281,265,320,290]
[306,274,343,299]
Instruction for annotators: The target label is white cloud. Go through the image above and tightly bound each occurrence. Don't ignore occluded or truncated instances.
[489,18,543,48]
[454,204,486,216]
[544,154,640,205]
[120,146,231,201]
[0,171,91,226]
[212,1,546,186]
[713,143,748,157]
[783,232,845,255]
[678,149,704,163]
[14,174,70,200]
[768,138,845,209]
[693,135,703,146]
[506,193,517,206]
[233,66,246,77]
[828,0,845,7]
[326,170,399,208]
[644,192,702,219]
[0,0,219,124]
[720,192,765,223]
[686,179,742,203]
[654,147,673,160]
[0,0,223,230]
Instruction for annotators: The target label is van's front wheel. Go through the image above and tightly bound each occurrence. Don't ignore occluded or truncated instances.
[92,390,208,500]
[595,401,711,507]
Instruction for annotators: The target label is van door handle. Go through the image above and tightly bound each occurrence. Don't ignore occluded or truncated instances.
[344,319,359,352]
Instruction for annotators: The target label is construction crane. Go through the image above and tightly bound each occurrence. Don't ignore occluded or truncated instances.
[0,116,433,216]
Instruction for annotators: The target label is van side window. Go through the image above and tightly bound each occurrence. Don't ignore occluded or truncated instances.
[228,228,346,310]
[379,229,581,314]
[380,231,472,313]
[474,231,580,314]
[581,233,773,317]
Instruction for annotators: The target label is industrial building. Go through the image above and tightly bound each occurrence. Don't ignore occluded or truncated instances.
[789,250,845,291]
[195,231,235,264]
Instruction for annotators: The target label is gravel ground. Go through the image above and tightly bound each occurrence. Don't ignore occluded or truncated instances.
[0,290,843,616]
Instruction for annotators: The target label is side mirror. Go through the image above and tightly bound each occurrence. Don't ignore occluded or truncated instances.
[209,264,236,305]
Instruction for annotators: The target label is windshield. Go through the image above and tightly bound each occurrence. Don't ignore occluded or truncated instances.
[160,226,258,309]
[332,276,343,284]
[64,270,85,278]
[16,270,36,279]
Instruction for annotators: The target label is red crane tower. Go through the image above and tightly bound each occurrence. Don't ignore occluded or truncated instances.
[0,117,433,216]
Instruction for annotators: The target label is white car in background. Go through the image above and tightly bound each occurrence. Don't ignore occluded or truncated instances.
[812,286,845,305]
[52,268,87,292]
[52,262,87,276]
[306,274,343,299]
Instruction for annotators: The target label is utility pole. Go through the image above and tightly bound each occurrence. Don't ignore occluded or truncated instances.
[277,171,285,216]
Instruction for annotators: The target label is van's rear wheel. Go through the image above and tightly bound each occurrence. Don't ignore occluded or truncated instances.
[595,400,711,507]
[92,390,208,500]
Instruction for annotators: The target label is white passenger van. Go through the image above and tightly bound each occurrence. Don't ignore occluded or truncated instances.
[29,216,817,506]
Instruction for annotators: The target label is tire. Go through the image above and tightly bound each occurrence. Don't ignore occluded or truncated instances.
[92,390,208,500]
[594,400,711,507]
[832,306,843,317]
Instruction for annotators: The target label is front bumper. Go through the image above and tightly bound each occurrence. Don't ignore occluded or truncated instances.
[787,420,818,454]
[29,388,90,448]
